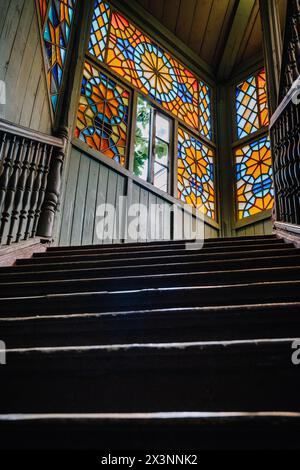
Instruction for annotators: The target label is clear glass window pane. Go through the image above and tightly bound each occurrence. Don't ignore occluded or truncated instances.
[155,138,169,167]
[154,162,168,193]
[156,113,170,143]
[134,96,152,180]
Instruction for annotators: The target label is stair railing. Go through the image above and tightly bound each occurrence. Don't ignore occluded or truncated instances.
[0,119,65,246]
[270,0,300,229]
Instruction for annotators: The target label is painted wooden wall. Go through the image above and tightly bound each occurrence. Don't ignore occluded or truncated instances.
[0,0,52,134]
[235,218,273,238]
[58,146,220,246]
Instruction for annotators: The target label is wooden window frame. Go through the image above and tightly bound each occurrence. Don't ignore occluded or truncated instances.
[132,95,173,195]
[70,0,218,224]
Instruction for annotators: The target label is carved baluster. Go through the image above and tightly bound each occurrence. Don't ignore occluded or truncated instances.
[280,114,287,221]
[282,108,291,222]
[0,132,7,165]
[16,141,40,243]
[285,105,296,223]
[24,143,43,240]
[294,0,300,183]
[31,145,53,238]
[272,123,281,220]
[283,110,292,221]
[293,0,300,26]
[0,136,19,215]
[37,127,68,239]
[288,107,296,223]
[0,138,26,244]
[290,103,300,223]
[292,17,300,69]
[294,102,300,224]
[7,138,32,245]
[286,64,294,92]
[288,43,299,82]
[277,117,284,220]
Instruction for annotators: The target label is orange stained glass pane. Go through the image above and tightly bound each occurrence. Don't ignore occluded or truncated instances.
[178,127,215,220]
[235,135,273,220]
[38,0,49,24]
[257,70,269,127]
[106,11,202,131]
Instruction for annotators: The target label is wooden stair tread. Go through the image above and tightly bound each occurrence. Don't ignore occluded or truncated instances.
[0,265,299,298]
[1,235,300,449]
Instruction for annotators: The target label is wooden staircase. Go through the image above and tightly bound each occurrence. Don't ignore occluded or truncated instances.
[1,235,300,450]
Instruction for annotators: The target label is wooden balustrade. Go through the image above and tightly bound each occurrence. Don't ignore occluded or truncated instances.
[270,0,300,227]
[0,119,64,246]
[279,0,300,100]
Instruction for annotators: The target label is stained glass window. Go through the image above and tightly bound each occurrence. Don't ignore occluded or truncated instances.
[75,61,130,166]
[236,70,269,139]
[257,70,269,127]
[88,0,111,61]
[235,136,273,220]
[38,0,49,24]
[87,3,213,139]
[39,0,77,111]
[199,81,212,140]
[178,128,215,220]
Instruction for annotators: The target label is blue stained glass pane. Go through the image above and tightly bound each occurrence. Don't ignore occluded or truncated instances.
[39,0,77,113]
[88,0,111,61]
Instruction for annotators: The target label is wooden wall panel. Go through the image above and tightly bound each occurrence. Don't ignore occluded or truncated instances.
[236,218,273,237]
[59,148,127,246]
[129,183,172,242]
[58,146,220,247]
[0,0,52,134]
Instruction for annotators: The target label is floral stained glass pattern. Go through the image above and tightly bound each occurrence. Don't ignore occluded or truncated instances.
[88,0,111,61]
[178,128,215,220]
[75,62,130,165]
[199,80,212,140]
[42,0,76,111]
[236,70,269,139]
[235,135,273,220]
[105,12,202,132]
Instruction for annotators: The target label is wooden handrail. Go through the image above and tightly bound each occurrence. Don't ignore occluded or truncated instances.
[270,76,300,129]
[0,119,64,149]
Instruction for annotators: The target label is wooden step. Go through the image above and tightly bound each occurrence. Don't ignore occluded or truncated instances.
[0,280,300,317]
[1,303,300,347]
[10,246,298,272]
[30,242,290,264]
[48,234,278,252]
[45,237,284,256]
[0,412,299,450]
[0,265,300,297]
[0,339,298,413]
[0,252,299,282]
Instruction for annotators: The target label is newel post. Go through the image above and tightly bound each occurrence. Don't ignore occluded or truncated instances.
[37,127,69,239]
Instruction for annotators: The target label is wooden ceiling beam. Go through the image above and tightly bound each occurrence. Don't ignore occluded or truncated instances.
[217,0,256,81]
